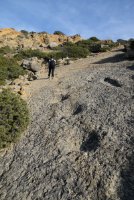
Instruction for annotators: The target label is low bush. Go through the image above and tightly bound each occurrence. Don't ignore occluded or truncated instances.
[63,46,89,58]
[89,37,100,42]
[89,43,101,53]
[0,56,26,85]
[14,49,47,60]
[14,45,89,61]
[76,39,94,49]
[21,30,29,35]
[52,42,89,58]
[0,46,13,56]
[76,39,101,52]
[47,51,66,60]
[0,89,29,149]
[53,31,65,35]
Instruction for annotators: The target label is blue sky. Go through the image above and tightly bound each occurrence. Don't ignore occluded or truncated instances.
[0,0,134,40]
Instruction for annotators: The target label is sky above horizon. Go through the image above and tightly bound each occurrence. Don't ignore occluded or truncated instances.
[0,0,134,40]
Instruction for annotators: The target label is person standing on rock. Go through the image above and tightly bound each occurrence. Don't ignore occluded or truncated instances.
[48,57,56,79]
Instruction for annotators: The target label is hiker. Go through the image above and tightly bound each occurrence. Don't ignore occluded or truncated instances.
[65,56,70,65]
[48,57,56,79]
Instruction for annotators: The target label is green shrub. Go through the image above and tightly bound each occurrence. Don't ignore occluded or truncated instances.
[14,49,64,62]
[89,37,100,42]
[30,31,36,34]
[63,46,89,58]
[62,42,75,46]
[0,89,29,149]
[0,46,13,56]
[21,30,29,35]
[52,42,89,58]
[53,31,65,35]
[14,49,47,60]
[14,41,90,61]
[76,39,93,48]
[20,30,29,39]
[89,43,101,53]
[0,56,26,85]
[47,51,66,60]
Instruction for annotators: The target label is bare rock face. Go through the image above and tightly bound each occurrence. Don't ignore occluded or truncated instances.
[0,50,133,200]
[0,28,82,50]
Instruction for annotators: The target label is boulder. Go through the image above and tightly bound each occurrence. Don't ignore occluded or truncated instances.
[22,59,31,70]
[10,85,21,93]
[27,71,38,81]
[22,57,42,72]
[30,62,40,72]
[49,42,58,48]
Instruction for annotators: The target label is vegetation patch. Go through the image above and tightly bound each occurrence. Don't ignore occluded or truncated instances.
[0,89,29,149]
[14,45,89,61]
[53,31,65,35]
[0,55,26,85]
[76,38,118,53]
[0,46,14,56]
[13,37,119,62]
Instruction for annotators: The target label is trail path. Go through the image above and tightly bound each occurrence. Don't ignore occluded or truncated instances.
[0,48,134,200]
[26,49,125,99]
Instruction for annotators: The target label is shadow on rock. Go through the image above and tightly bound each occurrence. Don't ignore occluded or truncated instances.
[126,65,134,71]
[61,94,70,101]
[119,151,134,200]
[93,53,126,64]
[73,103,87,115]
[131,75,134,80]
[104,77,122,87]
[80,131,100,152]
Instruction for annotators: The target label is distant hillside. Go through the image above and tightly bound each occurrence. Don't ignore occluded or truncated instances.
[0,28,81,50]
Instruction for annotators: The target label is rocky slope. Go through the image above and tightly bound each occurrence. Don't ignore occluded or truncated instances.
[0,49,134,200]
[0,28,81,50]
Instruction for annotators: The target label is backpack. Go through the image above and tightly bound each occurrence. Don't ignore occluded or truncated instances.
[49,59,56,68]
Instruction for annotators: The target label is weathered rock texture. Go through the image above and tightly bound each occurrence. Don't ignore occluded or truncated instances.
[0,28,81,50]
[0,49,134,200]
